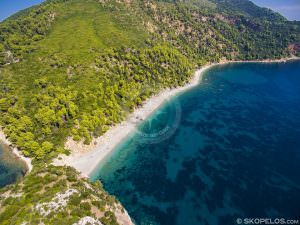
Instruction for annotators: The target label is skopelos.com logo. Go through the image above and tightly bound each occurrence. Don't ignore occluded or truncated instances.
[123,85,182,144]
[236,218,300,225]
[134,96,181,144]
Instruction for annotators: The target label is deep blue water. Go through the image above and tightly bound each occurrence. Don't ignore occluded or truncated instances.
[92,61,300,225]
[0,142,27,188]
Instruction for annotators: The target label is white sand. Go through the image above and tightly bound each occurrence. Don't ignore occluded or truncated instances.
[53,57,300,176]
[0,129,33,173]
[0,57,297,178]
[53,65,212,176]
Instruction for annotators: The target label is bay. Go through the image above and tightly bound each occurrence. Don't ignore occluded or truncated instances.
[92,60,300,225]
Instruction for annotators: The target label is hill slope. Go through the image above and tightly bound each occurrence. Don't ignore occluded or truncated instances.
[0,165,133,225]
[0,0,299,224]
[0,0,299,160]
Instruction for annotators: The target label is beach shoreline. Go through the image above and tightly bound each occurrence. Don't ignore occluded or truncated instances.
[0,129,33,173]
[53,64,212,176]
[0,57,297,177]
[52,56,300,177]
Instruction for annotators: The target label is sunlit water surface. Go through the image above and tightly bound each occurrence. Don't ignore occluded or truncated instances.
[92,61,300,225]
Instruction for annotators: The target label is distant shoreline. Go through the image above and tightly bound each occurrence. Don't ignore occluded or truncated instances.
[53,56,300,177]
[219,56,300,64]
[0,57,298,177]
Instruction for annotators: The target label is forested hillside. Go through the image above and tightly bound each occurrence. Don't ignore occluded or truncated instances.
[0,165,132,225]
[0,0,299,224]
[0,0,298,162]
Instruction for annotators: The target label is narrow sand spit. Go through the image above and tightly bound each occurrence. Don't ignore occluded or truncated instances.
[53,57,300,176]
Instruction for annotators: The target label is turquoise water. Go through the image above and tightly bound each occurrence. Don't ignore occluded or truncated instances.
[92,61,300,225]
[0,142,27,187]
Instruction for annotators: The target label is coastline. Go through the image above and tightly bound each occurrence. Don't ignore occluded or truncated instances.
[53,56,300,177]
[0,129,33,173]
[220,55,300,64]
[53,64,212,176]
[0,56,295,176]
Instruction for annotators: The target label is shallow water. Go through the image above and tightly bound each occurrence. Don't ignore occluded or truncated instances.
[0,142,27,188]
[92,60,300,225]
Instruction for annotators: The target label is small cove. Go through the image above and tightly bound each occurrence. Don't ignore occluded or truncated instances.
[0,142,28,188]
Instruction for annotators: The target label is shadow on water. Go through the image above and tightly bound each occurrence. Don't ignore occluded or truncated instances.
[92,60,300,225]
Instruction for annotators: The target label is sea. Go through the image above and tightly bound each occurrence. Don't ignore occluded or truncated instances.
[0,142,27,188]
[91,60,300,225]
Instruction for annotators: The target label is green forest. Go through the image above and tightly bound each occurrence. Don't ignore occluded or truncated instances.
[0,165,123,225]
[0,0,299,224]
[0,0,298,161]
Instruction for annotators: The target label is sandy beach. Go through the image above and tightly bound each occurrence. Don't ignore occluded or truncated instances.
[53,64,212,176]
[53,56,300,177]
[0,129,33,173]
[0,57,297,177]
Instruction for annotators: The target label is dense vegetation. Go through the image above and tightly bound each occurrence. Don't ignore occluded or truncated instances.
[0,0,299,224]
[0,0,298,161]
[0,165,128,225]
